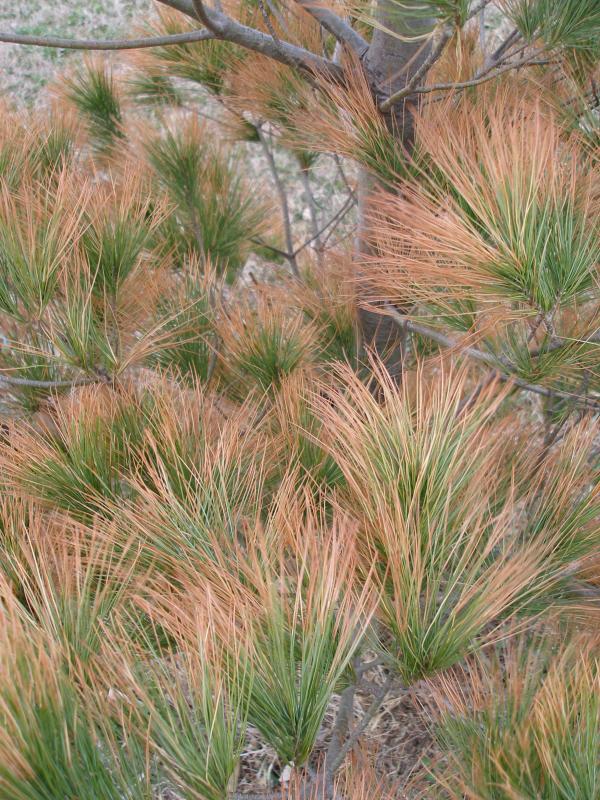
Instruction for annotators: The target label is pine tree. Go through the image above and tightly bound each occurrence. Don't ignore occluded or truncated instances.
[0,1,599,798]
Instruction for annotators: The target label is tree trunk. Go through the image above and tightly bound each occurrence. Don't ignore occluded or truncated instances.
[357,5,434,382]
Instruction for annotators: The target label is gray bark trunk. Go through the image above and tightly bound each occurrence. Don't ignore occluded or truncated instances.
[357,6,434,382]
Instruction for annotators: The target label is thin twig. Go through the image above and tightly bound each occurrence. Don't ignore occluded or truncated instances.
[488,27,520,65]
[256,125,299,277]
[400,55,546,99]
[249,238,290,260]
[192,0,224,33]
[386,37,431,86]
[456,369,500,416]
[332,154,356,201]
[0,0,342,76]
[422,36,531,107]
[379,24,453,111]
[256,0,286,60]
[537,371,591,465]
[266,0,290,35]
[467,0,494,21]
[299,165,323,263]
[529,330,600,357]
[293,194,356,257]
[321,222,357,251]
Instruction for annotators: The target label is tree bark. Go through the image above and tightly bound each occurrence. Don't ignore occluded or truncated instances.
[357,5,434,383]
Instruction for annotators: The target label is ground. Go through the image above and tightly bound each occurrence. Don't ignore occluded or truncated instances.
[0,0,148,103]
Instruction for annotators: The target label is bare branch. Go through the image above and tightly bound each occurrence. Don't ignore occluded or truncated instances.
[293,0,369,57]
[0,373,96,389]
[488,27,521,65]
[0,28,214,50]
[0,0,342,79]
[299,165,323,262]
[467,0,494,21]
[292,193,356,257]
[326,673,394,777]
[158,0,343,77]
[256,0,287,60]
[191,0,223,32]
[256,125,300,277]
[382,304,600,412]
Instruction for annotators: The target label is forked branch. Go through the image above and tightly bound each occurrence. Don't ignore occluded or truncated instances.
[405,55,549,98]
[379,23,453,111]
